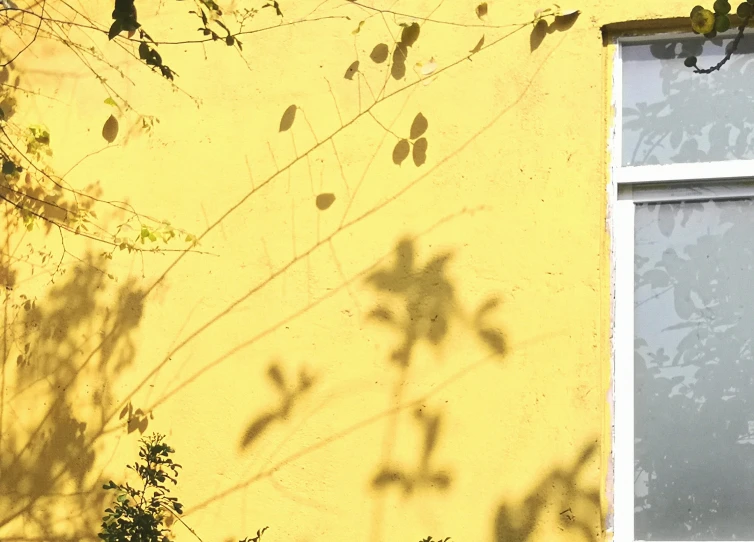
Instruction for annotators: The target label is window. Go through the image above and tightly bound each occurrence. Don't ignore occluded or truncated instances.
[612,31,754,542]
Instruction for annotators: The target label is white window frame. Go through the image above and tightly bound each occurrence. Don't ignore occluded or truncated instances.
[611,29,754,542]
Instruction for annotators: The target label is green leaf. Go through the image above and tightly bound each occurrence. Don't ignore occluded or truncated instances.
[714,0,731,13]
[737,1,753,17]
[715,13,731,31]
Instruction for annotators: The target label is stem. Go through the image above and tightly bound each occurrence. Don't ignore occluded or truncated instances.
[693,17,751,74]
[159,503,204,542]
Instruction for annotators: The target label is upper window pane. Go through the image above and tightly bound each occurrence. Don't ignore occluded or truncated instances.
[621,35,754,167]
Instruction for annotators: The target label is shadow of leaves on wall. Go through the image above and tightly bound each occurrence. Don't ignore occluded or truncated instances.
[365,237,505,367]
[494,442,600,542]
[393,113,429,167]
[366,236,506,515]
[239,360,316,450]
[372,406,451,495]
[366,238,456,366]
[0,253,145,541]
[530,11,580,52]
[391,22,421,80]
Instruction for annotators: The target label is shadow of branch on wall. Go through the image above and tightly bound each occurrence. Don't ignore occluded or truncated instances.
[362,236,507,540]
[0,250,146,542]
[365,237,505,497]
[239,360,316,450]
[494,441,601,542]
[372,406,451,495]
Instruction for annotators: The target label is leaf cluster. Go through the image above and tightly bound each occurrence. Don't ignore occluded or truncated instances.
[99,434,269,542]
[685,0,753,73]
[689,0,753,37]
[99,434,184,542]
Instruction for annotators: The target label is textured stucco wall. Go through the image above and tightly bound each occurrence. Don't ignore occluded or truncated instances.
[0,0,691,541]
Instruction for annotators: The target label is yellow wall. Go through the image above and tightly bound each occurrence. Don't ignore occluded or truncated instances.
[0,0,691,540]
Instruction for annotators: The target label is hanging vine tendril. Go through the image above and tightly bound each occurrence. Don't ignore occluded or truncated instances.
[685,1,752,74]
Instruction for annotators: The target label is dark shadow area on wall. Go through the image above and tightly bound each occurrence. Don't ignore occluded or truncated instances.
[360,237,507,540]
[0,248,146,542]
[239,360,316,450]
[372,406,452,495]
[494,441,601,542]
[365,236,506,496]
[530,11,580,52]
[365,237,506,367]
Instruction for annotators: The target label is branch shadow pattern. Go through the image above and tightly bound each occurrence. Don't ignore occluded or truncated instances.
[372,406,451,495]
[494,442,600,542]
[365,237,506,367]
[1,253,146,541]
[0,3,581,541]
[239,360,316,450]
[363,237,506,507]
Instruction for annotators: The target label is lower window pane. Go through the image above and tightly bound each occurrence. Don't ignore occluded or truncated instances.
[635,198,754,540]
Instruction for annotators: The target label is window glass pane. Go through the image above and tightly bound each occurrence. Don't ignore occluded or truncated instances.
[622,36,754,167]
[634,198,754,540]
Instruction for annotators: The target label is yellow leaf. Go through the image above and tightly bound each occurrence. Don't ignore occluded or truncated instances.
[691,8,715,34]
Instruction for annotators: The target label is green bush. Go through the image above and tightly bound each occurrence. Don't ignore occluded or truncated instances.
[99,433,448,542]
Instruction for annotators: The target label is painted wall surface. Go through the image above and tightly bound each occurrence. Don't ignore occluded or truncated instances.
[0,0,690,541]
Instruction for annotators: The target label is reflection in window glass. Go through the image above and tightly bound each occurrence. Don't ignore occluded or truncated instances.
[622,36,754,167]
[635,198,754,540]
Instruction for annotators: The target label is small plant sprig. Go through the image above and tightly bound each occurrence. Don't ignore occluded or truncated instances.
[99,433,184,542]
[99,433,269,542]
